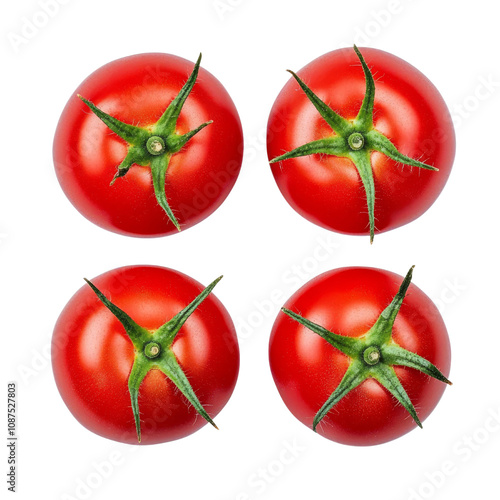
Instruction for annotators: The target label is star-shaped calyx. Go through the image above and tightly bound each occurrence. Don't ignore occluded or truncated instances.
[270,46,438,243]
[85,275,222,442]
[281,266,451,431]
[78,54,212,231]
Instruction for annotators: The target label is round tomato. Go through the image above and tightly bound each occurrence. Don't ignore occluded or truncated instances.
[267,46,455,242]
[269,266,451,446]
[52,266,239,445]
[53,53,243,237]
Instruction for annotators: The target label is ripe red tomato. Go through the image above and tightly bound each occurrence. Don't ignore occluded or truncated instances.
[52,266,239,445]
[269,267,451,446]
[53,53,243,237]
[267,47,455,241]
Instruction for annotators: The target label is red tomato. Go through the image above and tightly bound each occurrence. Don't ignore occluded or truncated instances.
[267,47,455,241]
[52,266,239,445]
[269,267,451,446]
[53,53,243,237]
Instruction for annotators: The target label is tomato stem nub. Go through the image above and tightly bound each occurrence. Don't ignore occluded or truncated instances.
[348,132,365,151]
[84,276,223,443]
[363,346,381,365]
[282,266,451,431]
[270,46,439,243]
[146,136,166,156]
[144,342,161,359]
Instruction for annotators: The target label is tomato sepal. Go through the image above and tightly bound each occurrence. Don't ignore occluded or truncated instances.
[312,359,366,431]
[281,308,361,358]
[352,45,375,130]
[348,150,376,242]
[284,69,351,135]
[83,278,151,347]
[152,53,203,136]
[364,264,415,343]
[270,136,349,162]
[365,130,439,171]
[128,353,152,442]
[150,154,180,230]
[154,351,218,430]
[370,363,422,428]
[380,344,452,385]
[77,94,149,145]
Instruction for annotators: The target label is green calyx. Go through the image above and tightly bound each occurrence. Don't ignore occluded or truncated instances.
[78,54,213,232]
[270,46,439,243]
[281,266,452,432]
[84,275,223,443]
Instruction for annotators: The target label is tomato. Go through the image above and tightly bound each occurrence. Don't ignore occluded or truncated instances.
[53,53,243,237]
[267,46,455,242]
[52,266,239,445]
[269,266,451,446]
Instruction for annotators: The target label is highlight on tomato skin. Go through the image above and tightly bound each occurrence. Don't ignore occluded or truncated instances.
[267,46,456,243]
[268,266,452,446]
[51,265,240,445]
[53,53,244,238]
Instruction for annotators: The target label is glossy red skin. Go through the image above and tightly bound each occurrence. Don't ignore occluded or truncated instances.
[53,53,243,237]
[52,266,240,445]
[267,48,455,236]
[269,267,451,446]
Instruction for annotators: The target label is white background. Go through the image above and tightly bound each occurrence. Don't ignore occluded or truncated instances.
[2,0,499,499]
